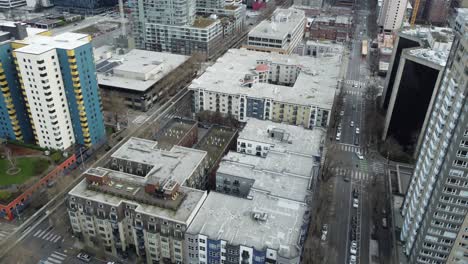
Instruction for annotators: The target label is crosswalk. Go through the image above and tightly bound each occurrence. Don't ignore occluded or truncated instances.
[344,80,366,87]
[336,143,367,155]
[372,162,386,174]
[0,230,9,239]
[32,228,62,243]
[41,251,67,264]
[333,167,370,181]
[345,90,364,96]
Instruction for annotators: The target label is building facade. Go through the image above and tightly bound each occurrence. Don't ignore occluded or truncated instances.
[129,0,245,58]
[190,49,339,129]
[8,32,106,150]
[0,0,26,9]
[245,8,306,54]
[378,0,409,32]
[400,9,468,264]
[381,26,453,154]
[67,137,209,263]
[308,15,351,42]
[52,0,118,14]
[0,42,33,143]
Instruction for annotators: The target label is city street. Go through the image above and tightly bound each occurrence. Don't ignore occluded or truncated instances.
[323,0,391,263]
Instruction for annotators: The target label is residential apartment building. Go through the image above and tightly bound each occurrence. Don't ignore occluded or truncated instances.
[184,120,323,264]
[400,9,468,264]
[67,137,209,263]
[129,0,245,58]
[236,118,324,157]
[8,32,106,150]
[378,0,409,32]
[382,26,453,155]
[244,8,306,54]
[0,0,25,9]
[189,49,340,128]
[308,15,351,42]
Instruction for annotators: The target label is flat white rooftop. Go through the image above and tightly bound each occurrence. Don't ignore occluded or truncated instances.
[96,49,189,92]
[239,118,324,156]
[14,32,90,54]
[187,190,307,259]
[218,151,315,202]
[249,8,305,40]
[111,137,207,186]
[406,48,449,67]
[190,49,340,109]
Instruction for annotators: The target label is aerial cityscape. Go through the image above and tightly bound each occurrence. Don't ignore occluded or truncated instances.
[0,0,466,263]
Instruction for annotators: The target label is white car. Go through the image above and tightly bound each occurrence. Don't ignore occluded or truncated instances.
[349,254,357,264]
[355,127,360,134]
[76,253,91,263]
[340,110,345,116]
[350,241,358,255]
[353,198,359,208]
[350,121,354,127]
[355,151,364,160]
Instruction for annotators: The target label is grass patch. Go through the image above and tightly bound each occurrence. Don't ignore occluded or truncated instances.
[0,190,11,200]
[0,157,50,186]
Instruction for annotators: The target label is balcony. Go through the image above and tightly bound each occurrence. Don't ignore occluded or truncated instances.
[66,50,75,56]
[1,86,8,92]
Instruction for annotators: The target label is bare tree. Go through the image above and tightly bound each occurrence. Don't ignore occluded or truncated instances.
[103,91,127,130]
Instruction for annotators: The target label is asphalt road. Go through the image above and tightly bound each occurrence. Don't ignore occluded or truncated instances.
[326,0,380,263]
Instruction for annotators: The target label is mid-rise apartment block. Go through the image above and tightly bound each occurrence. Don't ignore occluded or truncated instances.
[400,9,468,264]
[382,26,453,154]
[244,8,306,54]
[8,32,106,150]
[67,137,209,263]
[52,0,118,14]
[190,49,340,128]
[185,120,324,263]
[130,0,245,58]
[236,118,324,157]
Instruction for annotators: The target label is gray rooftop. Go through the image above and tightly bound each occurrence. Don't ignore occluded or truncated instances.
[406,48,449,67]
[239,118,325,157]
[187,190,308,259]
[249,8,305,40]
[96,49,189,92]
[69,170,207,224]
[189,49,340,109]
[111,137,207,186]
[218,151,315,203]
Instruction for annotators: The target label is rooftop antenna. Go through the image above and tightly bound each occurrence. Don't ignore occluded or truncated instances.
[119,0,126,35]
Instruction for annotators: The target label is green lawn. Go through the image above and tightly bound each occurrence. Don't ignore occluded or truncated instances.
[0,157,50,186]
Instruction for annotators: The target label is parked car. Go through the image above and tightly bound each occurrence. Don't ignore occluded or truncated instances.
[382,217,388,229]
[353,198,359,208]
[76,252,91,263]
[353,188,359,198]
[350,240,358,255]
[340,110,345,116]
[350,121,354,127]
[355,127,360,134]
[349,254,357,264]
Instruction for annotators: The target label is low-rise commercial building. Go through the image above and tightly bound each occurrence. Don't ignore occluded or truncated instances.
[308,15,351,42]
[67,137,209,263]
[244,8,306,54]
[95,48,190,111]
[190,49,340,128]
[294,40,344,57]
